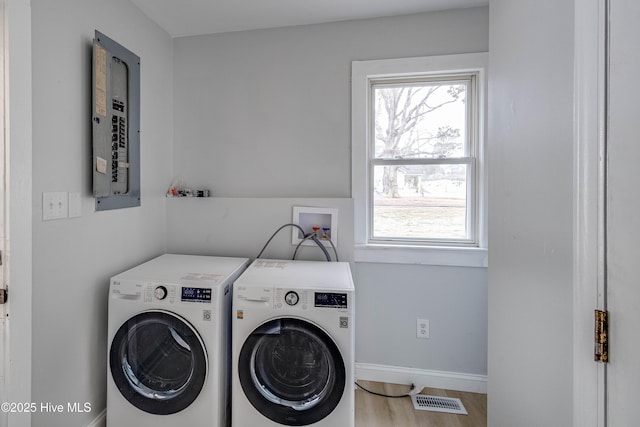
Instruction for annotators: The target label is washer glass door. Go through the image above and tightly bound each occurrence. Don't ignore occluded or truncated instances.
[238,318,345,426]
[110,310,207,415]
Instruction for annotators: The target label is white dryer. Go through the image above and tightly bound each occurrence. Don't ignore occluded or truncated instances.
[232,259,355,427]
[107,254,249,427]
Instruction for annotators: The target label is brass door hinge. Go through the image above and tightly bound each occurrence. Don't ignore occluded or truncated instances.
[595,309,608,362]
[0,287,6,305]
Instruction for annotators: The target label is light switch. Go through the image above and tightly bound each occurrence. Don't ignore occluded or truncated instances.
[43,192,68,221]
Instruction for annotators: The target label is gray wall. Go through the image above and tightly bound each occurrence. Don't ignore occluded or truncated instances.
[173,8,490,198]
[30,0,173,425]
[488,1,574,426]
[171,7,489,379]
[353,263,487,375]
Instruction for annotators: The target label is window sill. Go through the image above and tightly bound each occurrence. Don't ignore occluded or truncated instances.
[354,244,488,268]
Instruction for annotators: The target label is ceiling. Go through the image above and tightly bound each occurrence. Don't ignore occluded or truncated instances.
[130,0,489,38]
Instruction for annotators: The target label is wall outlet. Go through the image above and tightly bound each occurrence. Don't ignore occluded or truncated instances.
[417,318,430,339]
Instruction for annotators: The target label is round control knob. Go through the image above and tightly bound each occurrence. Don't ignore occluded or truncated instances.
[284,291,299,306]
[154,285,168,300]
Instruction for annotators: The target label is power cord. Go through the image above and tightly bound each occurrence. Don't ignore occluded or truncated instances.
[354,381,419,399]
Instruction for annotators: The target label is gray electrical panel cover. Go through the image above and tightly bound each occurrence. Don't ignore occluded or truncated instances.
[92,30,140,211]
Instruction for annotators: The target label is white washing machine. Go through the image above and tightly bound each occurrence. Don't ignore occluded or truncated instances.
[107,254,249,427]
[232,259,355,427]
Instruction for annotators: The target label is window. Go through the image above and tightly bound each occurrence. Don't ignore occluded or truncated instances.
[352,54,487,267]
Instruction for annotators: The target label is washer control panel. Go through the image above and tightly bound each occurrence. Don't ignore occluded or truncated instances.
[274,288,309,310]
[154,285,168,300]
[273,288,349,310]
[284,291,299,306]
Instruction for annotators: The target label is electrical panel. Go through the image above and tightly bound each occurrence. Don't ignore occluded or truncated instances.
[92,30,140,211]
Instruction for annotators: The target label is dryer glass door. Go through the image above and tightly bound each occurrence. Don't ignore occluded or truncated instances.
[238,318,346,426]
[110,310,207,415]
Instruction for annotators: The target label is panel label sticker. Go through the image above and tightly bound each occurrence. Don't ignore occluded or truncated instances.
[94,44,107,117]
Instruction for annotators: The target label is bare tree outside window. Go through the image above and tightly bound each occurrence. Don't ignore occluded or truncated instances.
[371,80,473,242]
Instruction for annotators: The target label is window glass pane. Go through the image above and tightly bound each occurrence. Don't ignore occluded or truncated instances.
[372,164,468,240]
[373,82,468,160]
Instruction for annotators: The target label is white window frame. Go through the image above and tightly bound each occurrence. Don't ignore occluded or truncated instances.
[352,53,488,267]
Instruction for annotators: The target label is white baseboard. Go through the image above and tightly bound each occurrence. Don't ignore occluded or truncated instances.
[355,362,487,394]
[85,408,106,427]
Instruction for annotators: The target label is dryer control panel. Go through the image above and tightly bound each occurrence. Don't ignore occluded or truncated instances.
[181,287,212,303]
[314,292,348,309]
[144,283,177,303]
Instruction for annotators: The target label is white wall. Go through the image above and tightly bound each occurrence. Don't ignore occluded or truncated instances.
[5,1,34,426]
[171,7,489,385]
[488,1,574,426]
[166,198,354,262]
[30,0,173,425]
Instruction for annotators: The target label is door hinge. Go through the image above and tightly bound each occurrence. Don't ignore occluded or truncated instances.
[594,309,608,362]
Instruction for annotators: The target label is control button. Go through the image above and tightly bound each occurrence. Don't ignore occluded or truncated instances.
[154,285,168,300]
[284,291,299,306]
[340,317,349,328]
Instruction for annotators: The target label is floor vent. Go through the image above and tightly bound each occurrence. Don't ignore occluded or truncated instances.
[410,394,468,415]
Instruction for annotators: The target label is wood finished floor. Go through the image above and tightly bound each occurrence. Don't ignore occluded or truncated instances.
[355,381,487,427]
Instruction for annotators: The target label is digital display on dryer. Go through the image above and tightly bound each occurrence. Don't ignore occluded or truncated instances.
[181,287,211,303]
[314,292,348,309]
